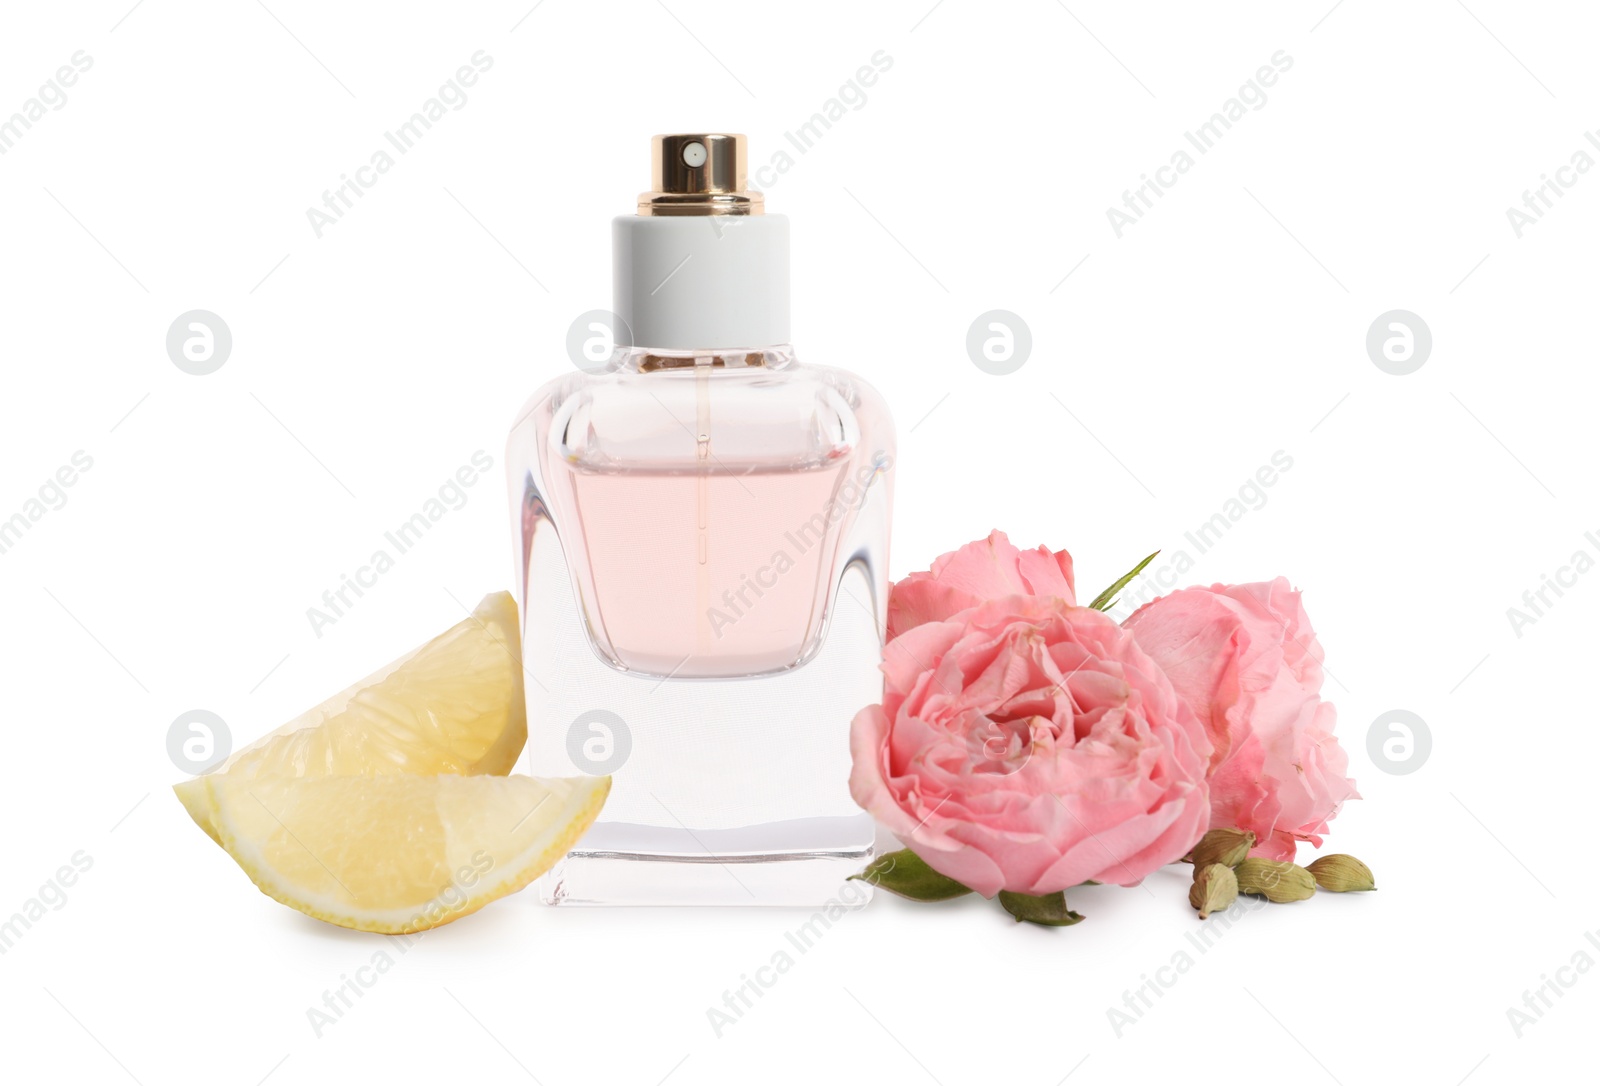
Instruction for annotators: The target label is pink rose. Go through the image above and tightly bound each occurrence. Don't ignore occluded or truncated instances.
[850,595,1211,897]
[887,530,1075,641]
[1123,579,1358,861]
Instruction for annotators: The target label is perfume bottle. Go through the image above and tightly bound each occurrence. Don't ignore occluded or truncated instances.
[506,134,895,906]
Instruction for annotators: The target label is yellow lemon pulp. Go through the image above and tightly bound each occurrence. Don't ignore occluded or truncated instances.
[209,773,610,933]
[175,591,528,843]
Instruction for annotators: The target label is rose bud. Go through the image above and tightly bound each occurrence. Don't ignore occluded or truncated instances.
[1306,854,1375,892]
[1235,858,1316,903]
[1191,828,1256,870]
[1189,863,1238,919]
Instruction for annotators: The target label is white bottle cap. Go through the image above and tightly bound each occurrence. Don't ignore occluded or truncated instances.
[613,134,790,351]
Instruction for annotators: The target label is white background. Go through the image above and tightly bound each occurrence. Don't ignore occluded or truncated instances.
[1,1,1594,1083]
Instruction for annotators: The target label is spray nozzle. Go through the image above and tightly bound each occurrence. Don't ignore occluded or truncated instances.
[639,133,764,216]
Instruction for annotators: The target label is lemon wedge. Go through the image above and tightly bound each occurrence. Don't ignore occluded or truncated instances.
[208,773,609,933]
[176,592,528,843]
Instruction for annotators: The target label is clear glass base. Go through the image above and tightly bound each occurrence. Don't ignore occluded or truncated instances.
[516,540,884,906]
[540,817,874,906]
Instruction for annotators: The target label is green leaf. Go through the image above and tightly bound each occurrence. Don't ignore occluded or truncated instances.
[997,890,1086,927]
[849,849,973,902]
[1088,551,1159,612]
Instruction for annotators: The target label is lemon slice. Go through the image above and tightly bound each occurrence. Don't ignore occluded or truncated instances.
[175,592,527,843]
[208,773,609,933]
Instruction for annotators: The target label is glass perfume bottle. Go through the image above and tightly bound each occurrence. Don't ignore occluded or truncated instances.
[506,134,894,905]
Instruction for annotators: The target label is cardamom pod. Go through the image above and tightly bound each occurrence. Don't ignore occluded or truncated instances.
[1189,863,1238,919]
[1234,858,1316,903]
[1190,828,1257,870]
[1306,854,1376,892]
